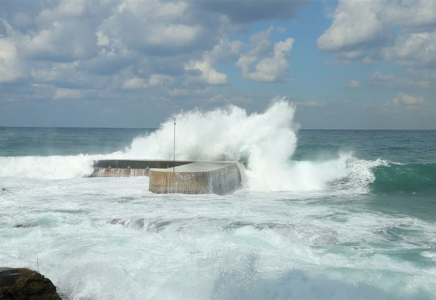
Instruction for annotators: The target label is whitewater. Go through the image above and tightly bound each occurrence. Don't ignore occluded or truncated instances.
[1,101,436,299]
[0,101,381,192]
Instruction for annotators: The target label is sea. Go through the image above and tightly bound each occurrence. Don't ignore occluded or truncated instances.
[0,101,435,300]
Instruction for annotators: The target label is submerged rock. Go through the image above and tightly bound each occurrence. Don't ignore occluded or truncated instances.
[13,224,38,228]
[0,268,61,300]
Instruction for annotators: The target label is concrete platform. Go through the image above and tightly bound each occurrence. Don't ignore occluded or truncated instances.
[89,160,192,177]
[90,160,243,195]
[149,162,242,195]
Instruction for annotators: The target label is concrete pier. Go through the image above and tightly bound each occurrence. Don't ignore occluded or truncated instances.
[90,160,243,195]
[149,162,242,195]
[90,160,192,177]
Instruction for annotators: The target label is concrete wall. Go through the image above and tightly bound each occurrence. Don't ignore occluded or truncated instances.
[93,159,192,169]
[90,160,243,195]
[89,168,149,177]
[149,163,242,195]
[90,159,192,178]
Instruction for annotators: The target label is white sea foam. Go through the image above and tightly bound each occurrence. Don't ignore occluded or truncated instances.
[0,155,95,179]
[2,176,434,299]
[124,100,385,192]
[1,102,434,300]
[0,100,387,193]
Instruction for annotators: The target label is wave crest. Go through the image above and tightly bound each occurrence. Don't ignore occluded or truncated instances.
[1,101,426,195]
[370,162,436,194]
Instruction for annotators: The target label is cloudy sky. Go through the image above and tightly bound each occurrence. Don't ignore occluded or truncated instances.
[0,0,435,129]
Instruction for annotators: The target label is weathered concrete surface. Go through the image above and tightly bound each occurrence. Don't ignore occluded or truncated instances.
[149,162,242,195]
[93,159,192,169]
[0,268,61,300]
[90,159,244,195]
[90,159,193,178]
[90,168,150,177]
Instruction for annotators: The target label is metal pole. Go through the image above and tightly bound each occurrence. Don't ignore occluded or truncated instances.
[173,116,176,172]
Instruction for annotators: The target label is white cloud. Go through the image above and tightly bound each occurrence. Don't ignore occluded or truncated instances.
[382,32,436,67]
[147,24,202,48]
[148,74,174,87]
[13,1,103,62]
[122,77,148,89]
[0,0,307,113]
[96,31,109,46]
[386,0,436,31]
[318,0,436,68]
[344,79,360,88]
[18,20,98,62]
[317,0,387,52]
[167,87,214,97]
[183,37,243,86]
[123,74,175,89]
[205,38,243,64]
[53,88,82,100]
[154,2,188,19]
[386,92,425,107]
[38,0,87,21]
[184,59,228,85]
[236,27,294,82]
[370,71,433,89]
[101,1,206,55]
[395,92,424,105]
[276,26,287,34]
[0,38,22,82]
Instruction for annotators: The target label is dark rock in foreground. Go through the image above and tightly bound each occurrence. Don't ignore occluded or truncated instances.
[0,268,61,300]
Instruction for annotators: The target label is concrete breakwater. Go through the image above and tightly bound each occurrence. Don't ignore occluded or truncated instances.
[90,159,193,177]
[90,160,243,195]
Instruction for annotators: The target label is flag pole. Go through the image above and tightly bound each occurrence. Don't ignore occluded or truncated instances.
[173,115,176,172]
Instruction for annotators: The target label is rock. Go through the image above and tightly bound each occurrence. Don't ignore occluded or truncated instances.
[0,268,61,300]
[13,224,38,229]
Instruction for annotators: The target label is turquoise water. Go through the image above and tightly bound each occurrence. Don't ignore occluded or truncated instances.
[1,106,436,299]
[0,127,152,156]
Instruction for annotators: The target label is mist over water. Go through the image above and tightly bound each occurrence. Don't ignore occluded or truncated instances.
[1,102,436,299]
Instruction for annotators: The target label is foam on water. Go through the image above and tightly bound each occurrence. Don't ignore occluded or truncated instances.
[1,107,435,299]
[125,99,346,191]
[0,155,96,179]
[0,100,388,194]
[1,176,435,299]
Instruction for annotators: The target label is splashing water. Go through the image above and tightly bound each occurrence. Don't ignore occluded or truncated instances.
[126,100,298,190]
[0,100,386,193]
[1,106,436,300]
[125,100,382,192]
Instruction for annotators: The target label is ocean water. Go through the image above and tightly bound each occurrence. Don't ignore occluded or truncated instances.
[0,102,435,300]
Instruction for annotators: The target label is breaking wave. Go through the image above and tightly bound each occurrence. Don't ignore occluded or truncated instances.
[370,162,436,194]
[0,100,425,194]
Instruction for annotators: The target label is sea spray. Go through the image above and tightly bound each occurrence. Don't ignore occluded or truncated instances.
[124,100,370,191]
[0,155,96,179]
[0,101,386,192]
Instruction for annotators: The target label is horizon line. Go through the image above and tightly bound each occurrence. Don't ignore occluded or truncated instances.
[0,126,435,131]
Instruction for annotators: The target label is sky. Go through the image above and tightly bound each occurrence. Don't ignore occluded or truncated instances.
[0,0,435,129]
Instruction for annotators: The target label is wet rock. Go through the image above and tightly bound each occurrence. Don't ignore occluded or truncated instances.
[0,268,61,300]
[13,224,38,229]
